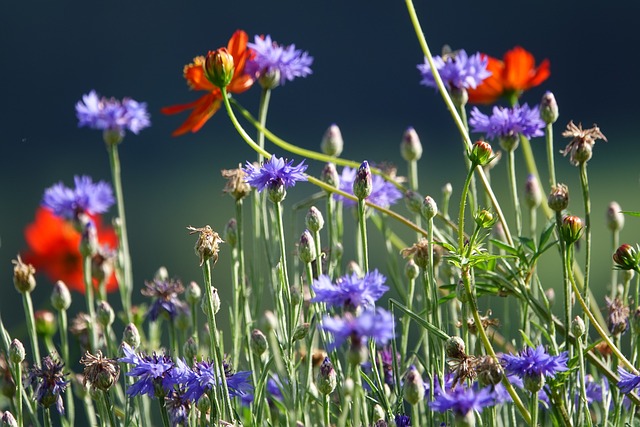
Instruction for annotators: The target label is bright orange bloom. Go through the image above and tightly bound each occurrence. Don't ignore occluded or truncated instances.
[23,207,118,294]
[467,46,550,104]
[162,30,255,136]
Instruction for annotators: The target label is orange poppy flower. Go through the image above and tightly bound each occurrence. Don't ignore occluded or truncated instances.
[467,46,550,104]
[162,30,255,136]
[22,207,118,294]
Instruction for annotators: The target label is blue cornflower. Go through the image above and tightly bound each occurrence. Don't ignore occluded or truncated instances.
[575,374,607,405]
[430,381,495,416]
[394,414,412,427]
[618,367,640,394]
[27,355,69,414]
[246,35,313,86]
[418,49,491,91]
[311,269,388,309]
[76,90,150,138]
[501,345,568,380]
[334,166,402,208]
[469,104,545,143]
[141,278,188,322]
[184,360,253,402]
[119,344,175,398]
[320,308,395,351]
[165,390,190,425]
[243,155,308,194]
[42,175,114,220]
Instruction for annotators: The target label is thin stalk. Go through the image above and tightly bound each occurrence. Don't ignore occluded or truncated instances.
[103,391,117,427]
[21,291,40,363]
[323,394,330,427]
[357,199,369,273]
[530,393,539,427]
[313,229,323,277]
[158,398,170,427]
[401,275,416,357]
[545,123,556,188]
[455,101,477,213]
[557,212,571,347]
[274,200,294,344]
[168,320,179,358]
[43,408,52,427]
[107,141,133,322]
[408,158,423,241]
[15,359,23,427]
[57,309,74,426]
[506,147,522,237]
[579,162,592,332]
[457,166,476,251]
[610,228,620,299]
[575,333,593,427]
[326,194,336,277]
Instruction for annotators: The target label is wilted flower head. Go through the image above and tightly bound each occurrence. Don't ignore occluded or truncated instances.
[606,296,629,335]
[28,355,69,414]
[187,225,224,267]
[334,166,402,208]
[12,255,36,294]
[470,104,545,149]
[561,121,607,165]
[401,239,443,270]
[141,278,186,322]
[80,350,120,391]
[221,167,251,200]
[311,269,389,310]
[42,176,114,221]
[76,90,150,141]
[418,49,491,91]
[246,34,313,87]
[319,308,395,351]
[243,155,308,194]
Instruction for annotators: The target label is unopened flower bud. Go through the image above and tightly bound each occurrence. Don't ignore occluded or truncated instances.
[1,411,17,427]
[606,202,624,232]
[474,209,496,229]
[9,339,25,364]
[547,184,569,212]
[183,337,198,361]
[298,230,316,264]
[545,288,555,307]
[561,215,584,245]
[290,285,302,307]
[35,310,56,338]
[122,323,141,349]
[372,405,386,422]
[572,316,586,338]
[469,140,493,166]
[224,218,238,248]
[293,323,309,341]
[442,183,453,198]
[540,91,559,124]
[258,68,281,90]
[263,311,278,332]
[316,357,337,395]
[204,48,234,89]
[445,336,466,359]
[343,378,354,397]
[421,196,438,220]
[347,341,368,365]
[499,135,519,152]
[333,242,343,260]
[12,256,36,294]
[346,261,363,277]
[197,394,211,413]
[403,365,425,405]
[524,371,545,393]
[155,266,169,282]
[267,179,287,203]
[353,161,372,200]
[79,215,99,257]
[306,207,324,233]
[96,301,115,327]
[185,281,202,305]
[321,124,344,157]
[400,127,423,162]
[51,280,72,311]
[201,287,220,315]
[321,163,340,190]
[613,244,640,271]
[405,259,420,280]
[404,190,423,215]
[524,175,542,209]
[250,329,268,356]
[456,280,469,303]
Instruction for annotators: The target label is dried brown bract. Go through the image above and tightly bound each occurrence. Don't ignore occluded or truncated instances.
[561,121,607,165]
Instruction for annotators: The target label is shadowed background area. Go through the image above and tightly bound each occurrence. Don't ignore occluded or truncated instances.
[1,1,639,334]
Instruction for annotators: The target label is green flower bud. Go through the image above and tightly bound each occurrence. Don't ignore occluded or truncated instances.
[613,244,640,271]
[185,281,202,305]
[404,258,420,280]
[421,196,438,220]
[293,323,310,341]
[250,329,268,356]
[404,190,423,215]
[469,140,493,166]
[34,310,57,338]
[122,323,141,349]
[547,184,569,212]
[9,339,25,364]
[353,161,372,200]
[321,124,344,157]
[224,218,238,248]
[79,214,99,257]
[305,206,324,233]
[400,127,423,162]
[258,69,281,90]
[183,337,198,361]
[267,181,287,203]
[540,91,559,124]
[321,163,340,190]
[204,48,234,89]
[606,201,624,232]
[524,372,545,393]
[155,266,169,282]
[403,365,425,405]
[474,209,497,229]
[499,135,519,152]
[561,215,584,245]
[524,175,542,209]
[51,280,72,311]
[298,230,317,264]
[197,394,211,413]
[96,301,115,327]
[572,316,586,338]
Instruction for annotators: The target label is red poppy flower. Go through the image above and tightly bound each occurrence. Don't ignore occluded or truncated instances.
[162,30,255,136]
[467,46,550,104]
[22,207,118,293]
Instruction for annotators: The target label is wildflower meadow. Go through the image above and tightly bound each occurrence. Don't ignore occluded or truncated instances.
[3,2,640,426]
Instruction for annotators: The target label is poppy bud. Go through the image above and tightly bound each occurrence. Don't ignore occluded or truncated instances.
[204,48,234,89]
[469,140,493,166]
[547,184,569,212]
[321,124,344,157]
[353,161,372,200]
[540,91,559,124]
[400,127,423,162]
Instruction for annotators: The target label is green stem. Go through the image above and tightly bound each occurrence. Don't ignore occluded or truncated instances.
[21,292,40,363]
[103,391,117,427]
[545,123,556,188]
[43,408,52,427]
[326,193,336,278]
[15,360,23,427]
[579,162,592,332]
[323,394,330,427]
[557,212,571,347]
[107,141,133,322]
[313,229,323,277]
[82,254,97,351]
[168,320,179,358]
[457,166,476,251]
[530,392,538,427]
[506,147,522,237]
[158,398,170,427]
[57,309,74,426]
[357,199,369,273]
[610,228,620,299]
[274,200,294,343]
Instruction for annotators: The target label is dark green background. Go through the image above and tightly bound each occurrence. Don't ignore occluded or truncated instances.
[2,1,639,329]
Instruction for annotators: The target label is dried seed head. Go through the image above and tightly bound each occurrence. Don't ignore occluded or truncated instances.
[187,225,224,267]
[221,168,251,201]
[12,256,36,294]
[80,350,120,391]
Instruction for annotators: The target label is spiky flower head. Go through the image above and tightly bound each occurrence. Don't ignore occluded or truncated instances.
[28,355,69,413]
[12,255,36,294]
[319,308,395,352]
[221,167,251,201]
[418,49,491,92]
[187,225,224,267]
[243,156,308,202]
[311,269,389,310]
[42,176,114,221]
[469,104,545,151]
[81,350,121,391]
[501,345,568,385]
[141,277,186,322]
[561,121,607,166]
[617,367,640,394]
[246,34,313,87]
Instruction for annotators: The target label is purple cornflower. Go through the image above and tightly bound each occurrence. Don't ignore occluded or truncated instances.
[418,49,491,91]
[469,104,545,144]
[42,175,114,220]
[394,414,412,427]
[27,355,69,414]
[334,166,402,208]
[165,390,191,425]
[76,90,150,137]
[501,345,568,380]
[246,35,313,86]
[430,381,495,416]
[319,308,395,351]
[119,344,175,398]
[243,155,307,193]
[311,269,389,309]
[184,359,253,402]
[141,278,187,322]
[618,367,640,394]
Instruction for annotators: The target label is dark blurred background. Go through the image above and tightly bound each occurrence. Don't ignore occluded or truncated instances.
[2,1,639,329]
